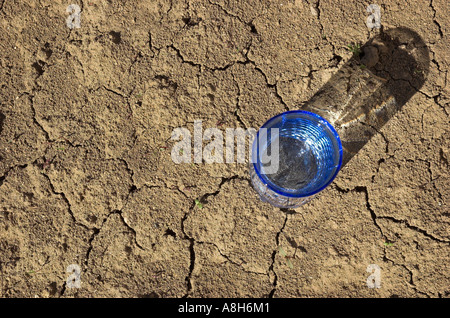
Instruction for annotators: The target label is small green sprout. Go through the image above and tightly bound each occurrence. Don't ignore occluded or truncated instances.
[347,43,361,57]
[194,199,203,209]
[360,64,367,69]
[384,242,394,247]
[279,246,293,269]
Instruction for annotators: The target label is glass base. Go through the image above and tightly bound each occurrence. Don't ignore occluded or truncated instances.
[249,163,316,209]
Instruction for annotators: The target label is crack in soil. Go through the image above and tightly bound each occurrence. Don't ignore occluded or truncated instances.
[268,212,289,298]
[208,0,247,25]
[198,175,247,205]
[382,254,431,297]
[40,170,90,232]
[335,184,449,243]
[40,155,143,297]
[26,92,51,144]
[83,209,144,266]
[0,163,30,188]
[180,175,251,297]
[429,0,444,39]
[169,43,245,73]
[180,200,197,298]
[170,33,291,119]
[355,186,386,239]
[244,57,290,112]
[334,183,447,296]
[230,71,248,129]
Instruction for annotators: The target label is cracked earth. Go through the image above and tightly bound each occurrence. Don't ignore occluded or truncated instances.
[0,0,449,298]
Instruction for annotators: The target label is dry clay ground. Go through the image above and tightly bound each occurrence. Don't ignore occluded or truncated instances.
[0,0,449,298]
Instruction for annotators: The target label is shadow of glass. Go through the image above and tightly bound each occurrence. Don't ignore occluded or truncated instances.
[301,27,430,166]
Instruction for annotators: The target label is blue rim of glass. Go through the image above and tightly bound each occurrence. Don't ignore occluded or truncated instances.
[252,110,343,198]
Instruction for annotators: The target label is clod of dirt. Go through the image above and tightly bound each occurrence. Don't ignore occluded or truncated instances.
[109,31,121,44]
[182,16,202,27]
[31,60,46,77]
[41,43,53,60]
[361,45,379,68]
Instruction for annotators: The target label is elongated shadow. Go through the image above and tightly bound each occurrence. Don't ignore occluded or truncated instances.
[301,27,430,166]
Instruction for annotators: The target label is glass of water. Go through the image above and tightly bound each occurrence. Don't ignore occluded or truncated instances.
[250,110,343,208]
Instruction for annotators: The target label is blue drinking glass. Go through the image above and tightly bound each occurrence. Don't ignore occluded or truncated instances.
[250,110,343,208]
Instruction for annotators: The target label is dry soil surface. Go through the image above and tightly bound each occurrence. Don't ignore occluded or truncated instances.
[0,0,449,298]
